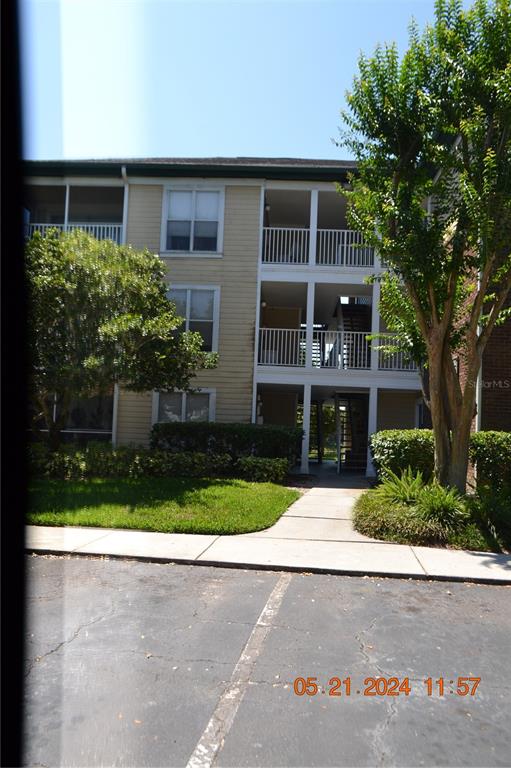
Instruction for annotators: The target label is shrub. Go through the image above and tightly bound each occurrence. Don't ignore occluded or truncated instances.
[353,492,449,545]
[370,430,434,480]
[469,486,511,548]
[150,422,303,463]
[413,483,469,531]
[235,457,289,483]
[469,431,511,491]
[27,442,51,476]
[374,467,424,505]
[27,442,288,483]
[371,429,511,491]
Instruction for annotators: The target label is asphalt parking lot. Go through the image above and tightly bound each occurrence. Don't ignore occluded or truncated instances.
[24,555,511,767]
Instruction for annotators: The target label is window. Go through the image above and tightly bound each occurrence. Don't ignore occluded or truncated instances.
[28,392,114,442]
[163,188,224,254]
[167,286,220,352]
[154,390,215,423]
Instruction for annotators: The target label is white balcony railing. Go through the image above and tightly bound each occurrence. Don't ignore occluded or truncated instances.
[26,223,123,244]
[258,328,306,366]
[257,329,420,372]
[378,349,418,372]
[261,227,374,266]
[313,330,371,369]
[261,227,309,264]
[317,229,374,267]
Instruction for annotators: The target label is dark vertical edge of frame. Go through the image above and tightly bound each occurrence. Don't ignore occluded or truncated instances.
[1,0,27,765]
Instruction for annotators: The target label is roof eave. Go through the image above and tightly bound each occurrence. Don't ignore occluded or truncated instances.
[22,160,355,183]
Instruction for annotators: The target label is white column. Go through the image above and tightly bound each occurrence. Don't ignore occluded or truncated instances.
[370,280,381,371]
[251,185,265,422]
[334,393,341,474]
[121,182,129,245]
[305,281,315,368]
[64,184,70,230]
[111,383,120,447]
[366,386,378,477]
[301,383,312,474]
[309,189,318,266]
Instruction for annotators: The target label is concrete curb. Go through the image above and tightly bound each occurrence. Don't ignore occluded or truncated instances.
[26,542,511,586]
[25,481,511,586]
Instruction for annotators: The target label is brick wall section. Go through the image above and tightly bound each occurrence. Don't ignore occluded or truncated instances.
[455,279,511,432]
[481,294,511,430]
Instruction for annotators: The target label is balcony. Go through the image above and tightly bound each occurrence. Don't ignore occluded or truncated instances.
[258,328,306,366]
[23,184,124,245]
[258,328,370,369]
[257,328,418,372]
[261,226,374,267]
[262,227,309,264]
[26,222,123,244]
[316,229,374,267]
[378,349,418,372]
[313,330,371,369]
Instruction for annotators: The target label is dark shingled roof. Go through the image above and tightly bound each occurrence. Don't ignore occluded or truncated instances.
[23,156,357,181]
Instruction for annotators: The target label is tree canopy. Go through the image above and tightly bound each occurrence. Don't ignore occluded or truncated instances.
[27,229,216,446]
[340,0,511,490]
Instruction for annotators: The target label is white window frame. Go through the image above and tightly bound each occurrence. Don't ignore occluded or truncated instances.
[160,184,225,257]
[151,388,216,424]
[167,284,221,353]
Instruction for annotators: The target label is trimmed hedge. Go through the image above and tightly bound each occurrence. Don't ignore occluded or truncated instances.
[469,431,511,491]
[150,422,303,463]
[236,457,289,483]
[28,443,289,483]
[370,429,511,490]
[370,430,435,481]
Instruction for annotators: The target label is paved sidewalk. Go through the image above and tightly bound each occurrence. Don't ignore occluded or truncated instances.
[26,467,511,583]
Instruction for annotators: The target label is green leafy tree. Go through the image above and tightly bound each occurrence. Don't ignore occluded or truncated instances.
[27,229,217,448]
[340,0,511,491]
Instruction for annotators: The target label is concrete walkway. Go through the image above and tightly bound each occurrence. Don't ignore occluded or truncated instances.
[26,466,511,584]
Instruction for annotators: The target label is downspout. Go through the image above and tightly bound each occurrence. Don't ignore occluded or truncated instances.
[121,165,129,245]
[251,184,265,423]
[111,384,119,448]
[111,165,129,446]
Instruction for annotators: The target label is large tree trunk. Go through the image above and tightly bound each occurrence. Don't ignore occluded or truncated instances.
[427,338,452,485]
[447,347,481,493]
[427,329,482,493]
[47,422,63,451]
[448,421,472,493]
[38,391,72,451]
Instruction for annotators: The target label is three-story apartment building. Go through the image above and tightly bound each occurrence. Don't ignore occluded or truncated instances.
[24,157,510,475]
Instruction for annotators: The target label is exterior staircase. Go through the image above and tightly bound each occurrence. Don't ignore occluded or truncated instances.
[337,394,368,472]
[339,303,371,369]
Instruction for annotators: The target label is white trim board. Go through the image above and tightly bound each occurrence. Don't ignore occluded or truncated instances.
[25,177,125,187]
[255,368,421,390]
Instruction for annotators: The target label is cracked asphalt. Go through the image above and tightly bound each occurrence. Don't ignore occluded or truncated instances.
[24,555,511,768]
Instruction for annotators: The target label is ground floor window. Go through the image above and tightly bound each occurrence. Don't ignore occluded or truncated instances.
[29,391,114,442]
[153,389,216,423]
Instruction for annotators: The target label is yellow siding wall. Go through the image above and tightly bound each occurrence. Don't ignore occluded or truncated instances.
[126,185,163,252]
[116,184,260,445]
[116,390,153,447]
[377,390,419,431]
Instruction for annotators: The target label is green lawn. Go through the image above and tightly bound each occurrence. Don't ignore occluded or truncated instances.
[28,477,300,535]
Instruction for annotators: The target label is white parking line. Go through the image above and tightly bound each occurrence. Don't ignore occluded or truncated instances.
[186,572,292,768]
